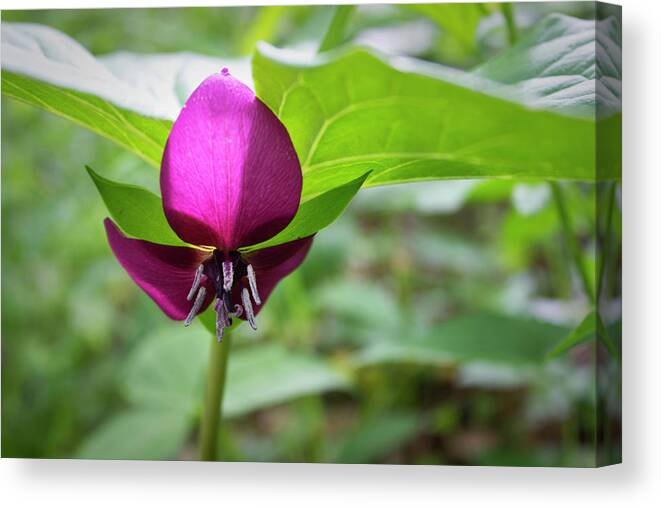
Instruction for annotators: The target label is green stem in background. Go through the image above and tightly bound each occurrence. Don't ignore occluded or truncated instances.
[318,5,356,52]
[550,182,596,305]
[198,328,233,461]
[550,184,619,359]
[239,6,287,55]
[501,3,518,45]
[596,182,617,298]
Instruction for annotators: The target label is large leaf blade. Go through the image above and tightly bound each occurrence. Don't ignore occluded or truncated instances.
[253,44,597,194]
[2,70,171,167]
[1,23,173,166]
[1,23,244,168]
[253,14,622,193]
[475,14,621,117]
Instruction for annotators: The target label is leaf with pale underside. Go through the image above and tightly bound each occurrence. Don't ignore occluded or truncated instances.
[1,22,246,168]
[2,23,172,167]
[475,14,621,117]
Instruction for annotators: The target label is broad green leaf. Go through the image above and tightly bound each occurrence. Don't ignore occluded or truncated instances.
[356,313,568,367]
[76,409,190,460]
[223,342,351,418]
[2,70,170,168]
[547,310,596,358]
[2,23,172,167]
[249,171,370,249]
[86,166,187,246]
[252,26,614,196]
[477,12,623,184]
[123,327,208,412]
[2,23,248,167]
[475,14,621,117]
[99,51,252,108]
[333,411,421,463]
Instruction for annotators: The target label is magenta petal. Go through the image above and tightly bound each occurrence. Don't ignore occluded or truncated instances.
[161,70,302,251]
[104,219,214,320]
[232,236,314,317]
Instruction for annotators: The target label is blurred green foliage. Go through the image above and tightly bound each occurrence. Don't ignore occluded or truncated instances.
[2,4,620,466]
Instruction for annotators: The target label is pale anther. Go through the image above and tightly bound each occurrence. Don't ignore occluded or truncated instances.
[215,304,226,343]
[247,264,261,305]
[184,286,206,327]
[186,264,205,301]
[222,260,234,291]
[241,288,257,330]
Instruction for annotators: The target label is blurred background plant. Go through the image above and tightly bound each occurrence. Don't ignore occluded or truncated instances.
[1,2,621,465]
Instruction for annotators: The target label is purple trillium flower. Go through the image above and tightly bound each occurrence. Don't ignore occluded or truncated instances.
[104,68,313,341]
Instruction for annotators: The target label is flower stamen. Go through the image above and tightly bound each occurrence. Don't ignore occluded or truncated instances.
[184,286,206,327]
[222,260,234,292]
[215,299,227,342]
[186,264,205,301]
[246,264,261,305]
[241,287,257,330]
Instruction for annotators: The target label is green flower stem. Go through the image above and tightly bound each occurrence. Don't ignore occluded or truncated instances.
[501,3,518,45]
[198,328,233,461]
[550,181,596,305]
[318,5,355,52]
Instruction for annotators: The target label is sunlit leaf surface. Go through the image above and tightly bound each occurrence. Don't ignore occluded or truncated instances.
[86,166,187,246]
[249,171,370,249]
[253,25,615,196]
